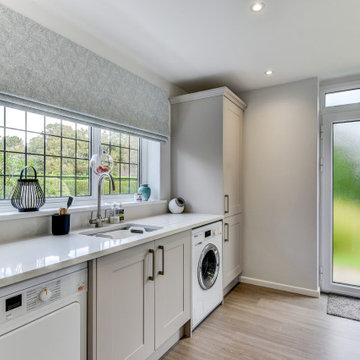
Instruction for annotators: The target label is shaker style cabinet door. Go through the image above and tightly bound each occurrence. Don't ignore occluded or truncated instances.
[223,97,243,216]
[96,243,155,360]
[223,214,243,289]
[154,231,191,349]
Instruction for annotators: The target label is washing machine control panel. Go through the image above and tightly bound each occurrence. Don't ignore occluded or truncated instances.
[192,221,222,245]
[5,294,22,312]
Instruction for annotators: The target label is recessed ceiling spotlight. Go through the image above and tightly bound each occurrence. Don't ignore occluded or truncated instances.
[264,69,273,76]
[250,1,265,13]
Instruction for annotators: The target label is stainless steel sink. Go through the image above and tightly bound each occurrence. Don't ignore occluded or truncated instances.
[81,224,163,240]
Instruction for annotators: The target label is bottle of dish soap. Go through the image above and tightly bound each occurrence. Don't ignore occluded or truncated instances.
[112,202,125,222]
[109,202,119,224]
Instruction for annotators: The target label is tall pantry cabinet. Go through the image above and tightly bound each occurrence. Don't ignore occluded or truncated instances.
[170,87,246,289]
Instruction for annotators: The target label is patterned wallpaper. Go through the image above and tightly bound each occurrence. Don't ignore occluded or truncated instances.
[0,5,169,139]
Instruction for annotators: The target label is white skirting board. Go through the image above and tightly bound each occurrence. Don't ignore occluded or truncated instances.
[241,276,320,298]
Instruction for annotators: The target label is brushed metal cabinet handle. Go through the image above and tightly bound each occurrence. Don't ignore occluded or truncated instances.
[148,249,155,281]
[224,223,230,242]
[224,194,229,214]
[158,245,165,275]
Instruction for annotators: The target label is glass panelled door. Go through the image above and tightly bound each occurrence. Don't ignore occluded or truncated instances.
[333,122,360,287]
[321,115,360,297]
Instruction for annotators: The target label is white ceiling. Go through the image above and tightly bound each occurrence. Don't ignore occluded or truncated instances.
[3,0,360,93]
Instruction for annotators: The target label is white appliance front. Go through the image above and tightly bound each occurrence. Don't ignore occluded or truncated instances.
[0,263,87,360]
[0,303,80,360]
[192,221,223,329]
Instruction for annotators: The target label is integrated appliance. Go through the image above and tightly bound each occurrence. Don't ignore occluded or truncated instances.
[192,221,223,329]
[0,263,87,360]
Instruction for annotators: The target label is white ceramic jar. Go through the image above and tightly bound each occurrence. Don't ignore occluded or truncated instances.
[168,197,185,214]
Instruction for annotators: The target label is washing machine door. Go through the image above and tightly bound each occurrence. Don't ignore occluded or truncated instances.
[198,243,220,290]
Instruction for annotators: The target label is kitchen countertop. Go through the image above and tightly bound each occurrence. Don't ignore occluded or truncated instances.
[0,213,223,288]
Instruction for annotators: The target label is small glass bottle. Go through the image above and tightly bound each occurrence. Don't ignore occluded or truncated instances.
[109,203,119,224]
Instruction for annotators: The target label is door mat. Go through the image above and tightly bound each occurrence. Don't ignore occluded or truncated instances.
[327,294,360,321]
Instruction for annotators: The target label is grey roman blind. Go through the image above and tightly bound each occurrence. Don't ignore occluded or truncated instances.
[0,5,169,142]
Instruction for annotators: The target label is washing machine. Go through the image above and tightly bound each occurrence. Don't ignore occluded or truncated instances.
[0,263,87,360]
[192,221,223,330]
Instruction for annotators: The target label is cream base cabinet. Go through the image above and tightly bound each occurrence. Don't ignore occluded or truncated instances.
[154,231,190,349]
[95,231,191,360]
[223,214,243,289]
[96,242,155,360]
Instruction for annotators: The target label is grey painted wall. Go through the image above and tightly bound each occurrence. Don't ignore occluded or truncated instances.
[0,0,185,98]
[0,4,169,139]
[241,78,319,291]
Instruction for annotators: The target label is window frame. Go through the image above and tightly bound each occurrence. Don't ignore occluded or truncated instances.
[91,127,142,200]
[320,77,360,113]
[0,106,93,200]
[0,104,143,212]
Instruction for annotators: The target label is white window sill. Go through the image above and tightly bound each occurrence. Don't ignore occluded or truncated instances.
[0,200,167,222]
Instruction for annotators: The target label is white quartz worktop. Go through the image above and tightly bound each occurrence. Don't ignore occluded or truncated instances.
[0,213,223,288]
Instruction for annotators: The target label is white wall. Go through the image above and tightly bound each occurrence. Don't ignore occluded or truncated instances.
[241,78,319,294]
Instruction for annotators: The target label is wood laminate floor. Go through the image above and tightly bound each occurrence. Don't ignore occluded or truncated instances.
[163,283,360,360]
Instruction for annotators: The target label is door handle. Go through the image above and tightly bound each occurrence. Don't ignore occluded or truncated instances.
[148,249,155,281]
[158,245,165,275]
[224,223,229,242]
[224,194,229,214]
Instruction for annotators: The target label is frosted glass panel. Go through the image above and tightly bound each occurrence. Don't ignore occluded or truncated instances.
[333,121,360,286]
[326,89,360,107]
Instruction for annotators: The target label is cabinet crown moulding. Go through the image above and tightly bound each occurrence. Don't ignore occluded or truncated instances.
[169,86,247,110]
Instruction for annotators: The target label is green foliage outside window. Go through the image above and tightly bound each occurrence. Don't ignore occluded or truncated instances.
[0,105,141,200]
[0,106,90,199]
[101,129,139,195]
